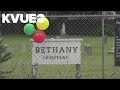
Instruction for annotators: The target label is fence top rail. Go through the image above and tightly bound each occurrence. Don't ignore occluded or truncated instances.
[30,39,83,42]
[1,14,120,18]
[46,15,120,18]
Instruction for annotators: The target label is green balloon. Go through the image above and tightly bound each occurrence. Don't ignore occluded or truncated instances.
[24,23,35,35]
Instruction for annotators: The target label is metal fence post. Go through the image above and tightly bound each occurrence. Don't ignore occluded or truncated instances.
[76,64,80,79]
[102,11,105,79]
[31,41,37,79]
[32,65,37,79]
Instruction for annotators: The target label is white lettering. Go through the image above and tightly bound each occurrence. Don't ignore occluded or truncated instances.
[1,14,45,23]
[20,14,29,23]
[37,14,45,18]
[2,14,10,23]
[11,14,20,23]
[29,14,36,23]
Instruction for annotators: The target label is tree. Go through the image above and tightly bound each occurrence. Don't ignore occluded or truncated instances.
[0,38,12,63]
[0,38,12,78]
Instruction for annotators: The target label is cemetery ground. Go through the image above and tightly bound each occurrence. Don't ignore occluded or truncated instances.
[0,35,120,79]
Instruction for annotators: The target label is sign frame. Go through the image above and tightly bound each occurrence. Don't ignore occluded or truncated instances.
[115,18,120,66]
[31,38,82,65]
[30,38,83,79]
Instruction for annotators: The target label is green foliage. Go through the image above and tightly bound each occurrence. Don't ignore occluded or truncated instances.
[0,38,12,79]
[104,20,115,36]
[1,35,118,79]
[0,38,12,64]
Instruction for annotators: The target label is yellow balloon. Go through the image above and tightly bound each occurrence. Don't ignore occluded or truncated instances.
[36,18,49,30]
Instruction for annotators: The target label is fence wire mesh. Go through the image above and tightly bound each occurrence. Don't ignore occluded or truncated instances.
[0,11,119,79]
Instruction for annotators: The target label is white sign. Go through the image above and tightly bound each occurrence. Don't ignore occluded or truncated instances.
[2,14,45,23]
[31,39,82,65]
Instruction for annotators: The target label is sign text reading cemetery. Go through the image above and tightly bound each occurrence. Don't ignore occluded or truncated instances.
[31,39,82,65]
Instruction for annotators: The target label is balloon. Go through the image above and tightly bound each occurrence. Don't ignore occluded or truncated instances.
[36,18,49,30]
[24,23,35,35]
[32,30,46,43]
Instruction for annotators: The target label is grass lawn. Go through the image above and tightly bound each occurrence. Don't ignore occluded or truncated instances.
[0,35,120,79]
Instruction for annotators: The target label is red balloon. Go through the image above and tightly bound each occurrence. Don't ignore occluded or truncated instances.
[32,30,46,43]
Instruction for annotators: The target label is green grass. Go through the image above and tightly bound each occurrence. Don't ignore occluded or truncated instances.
[0,35,120,79]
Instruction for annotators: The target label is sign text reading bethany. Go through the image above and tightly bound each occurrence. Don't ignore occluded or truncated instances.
[31,39,82,65]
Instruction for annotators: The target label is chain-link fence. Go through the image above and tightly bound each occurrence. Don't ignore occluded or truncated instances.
[0,11,120,79]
